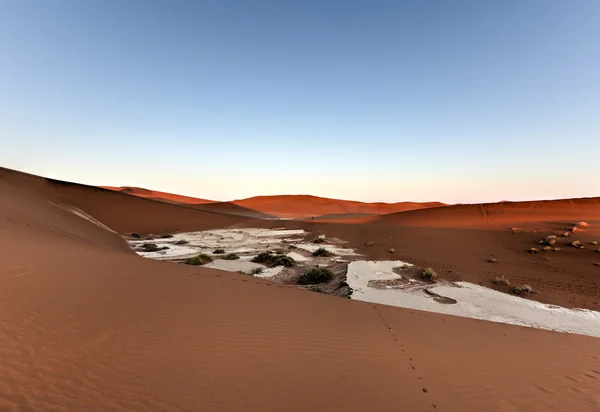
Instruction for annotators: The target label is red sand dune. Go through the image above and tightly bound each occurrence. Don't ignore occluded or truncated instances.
[102,186,215,205]
[232,194,445,218]
[104,186,446,218]
[2,167,600,411]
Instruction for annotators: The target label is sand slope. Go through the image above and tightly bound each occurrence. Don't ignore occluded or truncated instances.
[1,167,599,411]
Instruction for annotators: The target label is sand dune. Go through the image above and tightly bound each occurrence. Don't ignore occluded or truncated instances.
[2,167,600,411]
[103,186,215,205]
[104,186,445,219]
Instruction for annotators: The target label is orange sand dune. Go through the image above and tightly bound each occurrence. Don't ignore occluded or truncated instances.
[2,167,600,411]
[102,186,216,205]
[103,186,445,219]
[233,195,445,218]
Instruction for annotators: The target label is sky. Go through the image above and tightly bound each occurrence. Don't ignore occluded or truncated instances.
[1,0,599,204]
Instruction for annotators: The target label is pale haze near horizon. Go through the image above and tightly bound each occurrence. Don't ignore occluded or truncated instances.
[1,1,599,204]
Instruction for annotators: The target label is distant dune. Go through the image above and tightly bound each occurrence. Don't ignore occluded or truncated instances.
[104,187,446,219]
[102,186,216,205]
[2,166,600,412]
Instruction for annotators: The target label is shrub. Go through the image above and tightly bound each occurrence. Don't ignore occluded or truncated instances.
[185,253,213,266]
[251,252,274,263]
[213,248,226,254]
[175,240,189,245]
[141,243,160,252]
[130,232,141,239]
[271,255,295,267]
[251,267,264,275]
[421,267,437,280]
[513,284,535,295]
[312,247,331,257]
[298,268,333,285]
[493,276,510,286]
[160,234,174,239]
[313,237,326,244]
[221,253,240,260]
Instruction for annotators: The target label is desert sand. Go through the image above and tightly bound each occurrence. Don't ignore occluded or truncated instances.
[1,166,600,411]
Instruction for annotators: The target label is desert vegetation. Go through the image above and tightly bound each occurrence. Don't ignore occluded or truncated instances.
[421,267,437,281]
[513,284,535,295]
[213,248,226,254]
[174,239,189,245]
[312,247,331,257]
[493,276,510,286]
[298,267,333,285]
[251,251,295,267]
[221,253,240,260]
[185,253,213,266]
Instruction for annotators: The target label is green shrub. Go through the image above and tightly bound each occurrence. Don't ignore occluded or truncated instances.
[185,253,213,266]
[175,239,189,245]
[251,252,274,263]
[298,268,333,285]
[160,234,174,239]
[251,267,264,275]
[213,248,226,254]
[141,243,160,252]
[271,255,295,267]
[313,237,326,244]
[312,247,331,257]
[250,252,294,267]
[221,253,240,260]
[421,267,437,280]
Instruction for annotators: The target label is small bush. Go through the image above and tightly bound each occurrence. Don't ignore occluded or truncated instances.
[141,243,160,252]
[271,255,295,267]
[251,267,264,275]
[160,234,174,239]
[513,284,535,295]
[213,248,226,254]
[185,253,213,266]
[421,267,437,280]
[313,237,326,244]
[221,253,240,260]
[493,276,510,286]
[130,232,141,239]
[312,247,331,257]
[175,240,189,245]
[298,268,333,285]
[251,252,274,263]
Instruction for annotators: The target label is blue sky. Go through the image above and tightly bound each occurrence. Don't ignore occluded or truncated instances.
[1,0,599,203]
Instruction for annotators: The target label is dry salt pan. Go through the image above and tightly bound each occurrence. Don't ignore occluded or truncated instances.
[346,260,600,338]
